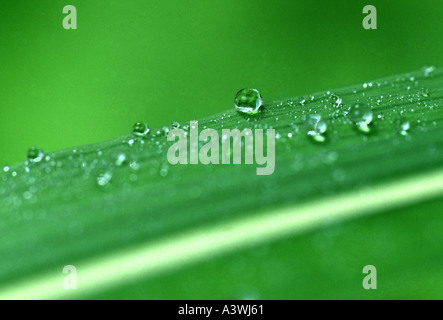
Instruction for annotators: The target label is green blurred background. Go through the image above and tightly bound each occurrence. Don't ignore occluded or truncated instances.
[0,0,442,166]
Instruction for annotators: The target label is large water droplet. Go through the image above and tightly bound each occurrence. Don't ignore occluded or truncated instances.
[234,88,262,114]
[27,146,45,163]
[132,122,150,137]
[304,114,327,142]
[348,103,373,132]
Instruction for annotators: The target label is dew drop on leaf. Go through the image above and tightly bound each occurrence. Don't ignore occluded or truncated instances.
[234,88,262,114]
[97,172,112,186]
[400,121,410,136]
[170,121,181,129]
[162,126,170,135]
[418,88,429,98]
[132,122,150,137]
[396,117,410,136]
[330,93,342,108]
[348,103,373,132]
[160,165,169,177]
[27,146,45,163]
[115,153,127,167]
[129,161,140,171]
[304,114,327,142]
[423,66,435,77]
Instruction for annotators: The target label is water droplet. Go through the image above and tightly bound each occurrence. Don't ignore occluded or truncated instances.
[395,117,410,136]
[27,146,45,163]
[304,114,327,142]
[162,126,170,135]
[23,191,33,200]
[330,94,342,108]
[3,166,10,173]
[418,88,429,98]
[400,121,410,136]
[171,121,181,129]
[132,122,150,137]
[423,66,435,77]
[160,165,169,177]
[129,161,140,171]
[115,153,127,166]
[348,103,373,132]
[234,88,262,114]
[97,172,112,186]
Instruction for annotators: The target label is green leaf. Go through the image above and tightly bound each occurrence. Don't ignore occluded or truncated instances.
[1,67,443,299]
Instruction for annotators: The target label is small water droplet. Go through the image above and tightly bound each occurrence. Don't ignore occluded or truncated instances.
[423,66,435,77]
[130,161,140,171]
[23,191,33,200]
[418,88,429,98]
[400,121,410,136]
[304,114,327,142]
[97,172,112,186]
[234,88,262,114]
[162,126,170,135]
[330,94,342,108]
[27,146,45,163]
[348,103,373,132]
[132,122,150,137]
[160,165,169,177]
[3,166,10,173]
[115,153,127,166]
[171,121,181,129]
